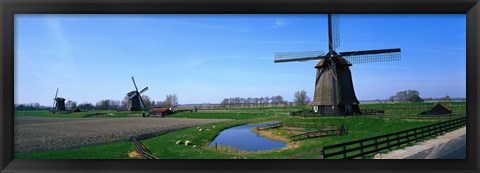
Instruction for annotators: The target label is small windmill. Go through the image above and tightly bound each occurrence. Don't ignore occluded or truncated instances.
[274,14,401,115]
[52,88,66,112]
[127,77,149,111]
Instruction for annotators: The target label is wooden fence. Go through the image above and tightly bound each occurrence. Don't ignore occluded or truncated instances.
[361,104,465,110]
[130,137,158,159]
[256,122,283,131]
[361,109,385,115]
[371,113,466,120]
[255,122,347,141]
[289,126,347,141]
[289,117,466,159]
[282,121,340,129]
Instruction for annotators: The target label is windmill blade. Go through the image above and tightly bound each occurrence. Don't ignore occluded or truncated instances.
[53,88,59,107]
[340,48,401,64]
[138,95,147,111]
[330,60,338,112]
[331,14,340,50]
[131,77,139,91]
[274,51,326,63]
[139,87,148,94]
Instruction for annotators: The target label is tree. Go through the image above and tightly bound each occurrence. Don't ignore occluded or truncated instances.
[220,98,229,108]
[66,100,74,110]
[264,97,270,107]
[408,94,423,102]
[388,96,396,102]
[294,90,311,106]
[95,100,110,110]
[441,95,451,101]
[390,90,422,102]
[141,95,153,110]
[33,103,41,110]
[163,94,179,107]
[71,101,77,108]
[121,95,130,109]
[78,102,95,111]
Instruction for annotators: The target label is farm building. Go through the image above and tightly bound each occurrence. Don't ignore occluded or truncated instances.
[150,107,173,117]
[419,103,452,115]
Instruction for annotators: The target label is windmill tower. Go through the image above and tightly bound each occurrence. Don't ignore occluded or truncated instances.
[127,77,149,111]
[274,14,401,115]
[52,88,66,112]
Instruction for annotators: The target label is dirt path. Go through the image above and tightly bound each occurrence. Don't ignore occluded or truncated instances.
[374,127,466,159]
[15,116,231,154]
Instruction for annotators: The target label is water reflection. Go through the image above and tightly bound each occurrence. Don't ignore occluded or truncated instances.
[208,122,286,152]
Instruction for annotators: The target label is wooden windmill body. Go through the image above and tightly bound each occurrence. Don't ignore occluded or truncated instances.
[274,14,401,115]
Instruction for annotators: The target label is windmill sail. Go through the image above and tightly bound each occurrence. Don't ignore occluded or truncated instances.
[53,88,59,108]
[331,14,340,50]
[341,48,401,64]
[132,77,139,91]
[274,51,325,63]
[139,87,149,94]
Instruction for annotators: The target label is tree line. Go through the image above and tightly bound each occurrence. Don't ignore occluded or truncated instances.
[219,90,311,108]
[388,90,423,102]
[15,94,179,111]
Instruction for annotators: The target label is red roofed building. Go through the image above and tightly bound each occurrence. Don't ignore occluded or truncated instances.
[419,103,452,115]
[150,107,173,117]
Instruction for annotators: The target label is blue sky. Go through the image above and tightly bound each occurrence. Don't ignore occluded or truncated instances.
[15,14,466,106]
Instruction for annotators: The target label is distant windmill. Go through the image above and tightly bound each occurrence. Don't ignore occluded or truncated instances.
[52,88,66,112]
[127,77,149,111]
[274,14,401,115]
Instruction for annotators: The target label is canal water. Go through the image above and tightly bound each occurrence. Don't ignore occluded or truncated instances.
[208,122,287,152]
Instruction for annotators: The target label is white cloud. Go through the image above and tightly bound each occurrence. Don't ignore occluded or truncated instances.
[269,18,287,29]
[275,18,287,27]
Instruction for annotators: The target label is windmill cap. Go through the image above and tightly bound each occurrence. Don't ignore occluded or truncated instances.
[54,97,65,101]
[127,91,137,96]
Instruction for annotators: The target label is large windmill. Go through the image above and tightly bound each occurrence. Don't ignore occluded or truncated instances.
[127,77,149,111]
[52,88,66,113]
[274,14,401,115]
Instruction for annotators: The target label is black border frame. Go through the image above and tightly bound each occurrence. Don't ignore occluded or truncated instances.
[1,0,479,172]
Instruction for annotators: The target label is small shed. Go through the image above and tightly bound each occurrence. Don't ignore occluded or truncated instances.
[419,103,452,115]
[150,107,173,117]
[72,107,81,112]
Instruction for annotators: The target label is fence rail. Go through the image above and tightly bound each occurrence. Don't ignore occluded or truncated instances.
[289,126,347,141]
[289,117,466,159]
[256,122,347,141]
[370,113,466,119]
[282,121,340,129]
[256,122,283,131]
[361,109,385,115]
[363,104,465,109]
[130,137,159,159]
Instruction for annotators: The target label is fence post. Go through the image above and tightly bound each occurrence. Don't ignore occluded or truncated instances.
[360,142,365,159]
[319,147,325,159]
[374,138,378,150]
[397,133,400,147]
[387,136,391,151]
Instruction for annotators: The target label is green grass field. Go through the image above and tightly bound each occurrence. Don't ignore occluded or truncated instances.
[15,101,466,159]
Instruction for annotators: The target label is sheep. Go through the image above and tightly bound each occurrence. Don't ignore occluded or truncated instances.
[176,140,183,145]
